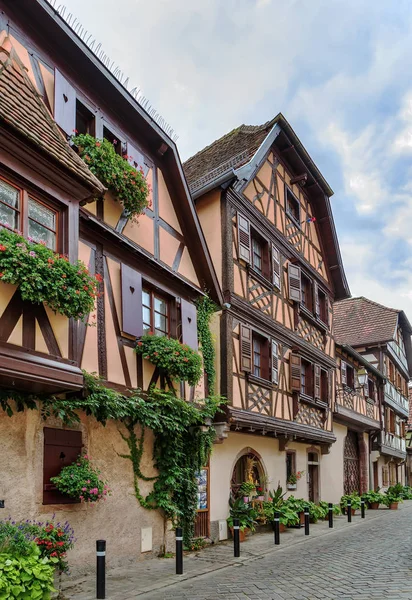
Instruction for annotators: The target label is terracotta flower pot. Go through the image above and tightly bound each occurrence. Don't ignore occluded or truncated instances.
[279,523,286,533]
[229,527,247,542]
[299,511,305,525]
[369,502,379,510]
[351,508,356,516]
[389,502,398,510]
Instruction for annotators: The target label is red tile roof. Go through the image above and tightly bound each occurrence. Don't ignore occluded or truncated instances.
[0,34,105,196]
[334,297,400,347]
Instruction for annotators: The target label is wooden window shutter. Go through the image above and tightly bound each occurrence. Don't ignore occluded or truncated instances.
[272,244,281,290]
[181,298,198,350]
[314,364,321,399]
[54,69,76,136]
[328,369,333,404]
[313,282,320,317]
[126,142,150,177]
[237,213,251,263]
[288,264,301,302]
[43,428,82,505]
[121,264,143,338]
[271,340,279,384]
[341,361,347,386]
[240,324,252,372]
[290,353,301,392]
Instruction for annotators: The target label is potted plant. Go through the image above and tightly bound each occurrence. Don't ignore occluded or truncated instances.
[255,486,265,501]
[286,470,304,491]
[318,500,341,519]
[362,490,384,509]
[51,454,110,503]
[283,496,307,526]
[308,502,327,523]
[340,492,361,515]
[227,496,258,542]
[277,503,299,531]
[384,485,404,510]
[239,481,257,503]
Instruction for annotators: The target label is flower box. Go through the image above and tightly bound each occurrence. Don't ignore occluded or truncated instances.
[287,483,297,490]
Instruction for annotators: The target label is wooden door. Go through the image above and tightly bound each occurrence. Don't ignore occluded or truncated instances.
[308,464,319,503]
[344,431,360,494]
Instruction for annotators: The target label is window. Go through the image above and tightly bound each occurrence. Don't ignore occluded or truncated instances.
[103,126,122,155]
[388,361,395,384]
[0,177,61,251]
[0,179,20,229]
[368,379,375,401]
[286,451,296,482]
[43,427,82,505]
[286,189,300,224]
[346,364,354,389]
[252,237,262,274]
[28,198,57,250]
[301,274,313,311]
[142,289,169,336]
[252,333,269,380]
[251,231,270,279]
[75,100,95,136]
[317,288,328,323]
[320,369,328,402]
[300,359,313,396]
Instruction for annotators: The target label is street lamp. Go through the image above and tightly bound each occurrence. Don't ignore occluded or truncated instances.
[357,368,368,389]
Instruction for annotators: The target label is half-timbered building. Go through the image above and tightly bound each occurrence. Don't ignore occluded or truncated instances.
[334,297,412,489]
[0,0,220,566]
[184,114,350,540]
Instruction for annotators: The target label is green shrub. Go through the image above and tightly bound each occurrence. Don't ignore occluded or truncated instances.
[0,548,57,599]
[340,492,361,512]
[51,454,110,504]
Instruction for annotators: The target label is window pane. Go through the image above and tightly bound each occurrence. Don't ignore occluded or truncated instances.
[154,312,167,331]
[155,328,167,337]
[143,323,151,335]
[28,199,56,230]
[154,296,167,315]
[0,180,19,209]
[0,203,18,229]
[143,307,151,327]
[142,290,151,307]
[28,220,56,250]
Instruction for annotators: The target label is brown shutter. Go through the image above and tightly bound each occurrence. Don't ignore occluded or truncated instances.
[290,353,301,392]
[237,213,251,263]
[288,264,301,302]
[341,361,347,385]
[240,324,252,372]
[314,364,321,399]
[54,69,76,136]
[43,428,82,505]
[271,340,279,384]
[126,142,150,177]
[121,264,143,338]
[272,244,281,290]
[181,298,198,350]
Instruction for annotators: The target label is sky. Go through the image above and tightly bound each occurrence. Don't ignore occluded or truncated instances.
[59,0,412,319]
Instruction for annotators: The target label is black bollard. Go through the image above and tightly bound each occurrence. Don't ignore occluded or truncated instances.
[304,505,310,535]
[274,511,280,545]
[233,518,240,557]
[347,500,352,523]
[361,498,365,519]
[328,503,333,528]
[176,527,183,574]
[96,540,106,600]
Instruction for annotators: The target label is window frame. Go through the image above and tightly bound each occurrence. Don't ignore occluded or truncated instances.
[320,368,329,402]
[300,358,313,397]
[75,99,96,136]
[251,331,270,381]
[142,287,171,337]
[301,273,313,312]
[250,228,270,280]
[103,124,124,156]
[346,363,355,390]
[0,174,64,252]
[285,186,301,227]
[286,451,296,483]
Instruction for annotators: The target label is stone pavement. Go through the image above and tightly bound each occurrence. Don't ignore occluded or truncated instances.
[62,502,412,599]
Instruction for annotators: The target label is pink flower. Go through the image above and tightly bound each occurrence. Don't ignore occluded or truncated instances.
[79,495,84,501]
[29,251,36,257]
[83,455,89,460]
[39,240,47,246]
[81,487,87,491]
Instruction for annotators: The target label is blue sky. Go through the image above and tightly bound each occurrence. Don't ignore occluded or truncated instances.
[61,0,412,318]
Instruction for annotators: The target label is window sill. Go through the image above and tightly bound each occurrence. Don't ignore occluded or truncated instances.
[299,393,328,410]
[247,373,275,389]
[248,267,273,289]
[286,212,302,230]
[299,305,328,332]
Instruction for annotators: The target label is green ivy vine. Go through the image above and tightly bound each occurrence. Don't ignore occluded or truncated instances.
[196,295,218,394]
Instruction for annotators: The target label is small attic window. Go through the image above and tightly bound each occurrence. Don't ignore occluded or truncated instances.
[76,100,95,136]
[286,188,300,225]
[103,126,122,155]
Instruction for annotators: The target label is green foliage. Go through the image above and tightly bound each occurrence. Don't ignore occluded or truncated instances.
[361,490,385,505]
[283,495,307,514]
[0,548,56,600]
[340,492,361,512]
[196,296,217,393]
[73,134,150,221]
[185,537,207,552]
[383,485,403,505]
[401,485,412,500]
[307,501,326,523]
[0,521,34,557]
[0,227,100,320]
[135,335,203,387]
[318,501,341,516]
[238,482,256,497]
[51,455,110,503]
[269,485,286,508]
[227,496,258,532]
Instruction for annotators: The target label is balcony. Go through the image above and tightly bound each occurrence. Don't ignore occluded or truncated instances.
[384,381,409,418]
[334,387,380,431]
[380,431,406,459]
[387,341,409,376]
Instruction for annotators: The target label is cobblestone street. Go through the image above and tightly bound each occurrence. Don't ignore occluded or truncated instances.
[64,502,412,600]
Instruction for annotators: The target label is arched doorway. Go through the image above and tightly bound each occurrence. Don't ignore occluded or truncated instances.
[344,430,360,494]
[231,451,265,497]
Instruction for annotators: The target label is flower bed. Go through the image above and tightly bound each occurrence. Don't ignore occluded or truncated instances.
[0,227,101,320]
[135,334,203,386]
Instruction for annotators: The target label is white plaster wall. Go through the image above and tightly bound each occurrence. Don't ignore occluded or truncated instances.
[320,422,346,503]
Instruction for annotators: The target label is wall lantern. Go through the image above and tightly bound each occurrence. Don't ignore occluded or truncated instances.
[357,368,368,388]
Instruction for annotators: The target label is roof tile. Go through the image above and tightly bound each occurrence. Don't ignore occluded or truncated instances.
[334,297,399,347]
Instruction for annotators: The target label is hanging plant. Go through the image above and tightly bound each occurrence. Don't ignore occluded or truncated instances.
[0,227,101,320]
[51,454,110,503]
[135,334,203,387]
[72,134,150,221]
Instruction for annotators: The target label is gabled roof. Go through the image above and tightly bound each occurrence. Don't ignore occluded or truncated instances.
[0,33,105,196]
[183,113,349,300]
[333,296,411,347]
